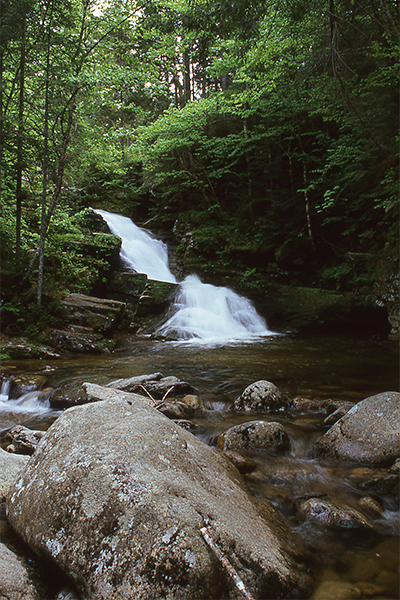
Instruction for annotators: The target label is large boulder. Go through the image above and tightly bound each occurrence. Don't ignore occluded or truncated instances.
[312,392,400,465]
[7,386,306,600]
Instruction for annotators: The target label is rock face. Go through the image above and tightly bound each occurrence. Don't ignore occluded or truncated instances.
[312,392,400,465]
[0,448,29,498]
[7,387,305,600]
[46,294,128,354]
[217,420,290,453]
[234,380,285,412]
[0,542,40,600]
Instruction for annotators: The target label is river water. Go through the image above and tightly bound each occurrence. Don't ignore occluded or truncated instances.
[1,332,399,599]
[1,210,399,598]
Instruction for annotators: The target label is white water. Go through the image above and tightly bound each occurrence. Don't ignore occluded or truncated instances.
[95,209,176,284]
[0,380,53,417]
[95,209,274,342]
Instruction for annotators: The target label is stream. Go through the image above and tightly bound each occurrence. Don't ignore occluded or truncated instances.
[1,333,399,599]
[1,210,399,598]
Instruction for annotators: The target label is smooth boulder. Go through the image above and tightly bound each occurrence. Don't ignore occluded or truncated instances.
[217,420,290,453]
[7,386,305,600]
[233,380,285,412]
[312,392,400,465]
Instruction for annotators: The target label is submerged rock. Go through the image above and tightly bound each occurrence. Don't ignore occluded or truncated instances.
[234,380,285,412]
[312,392,400,465]
[7,387,306,600]
[300,498,372,529]
[217,420,290,453]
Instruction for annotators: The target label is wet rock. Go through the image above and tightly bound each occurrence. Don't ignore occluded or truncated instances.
[311,580,362,600]
[300,498,372,529]
[0,542,40,600]
[173,419,197,431]
[233,380,285,412]
[8,374,48,398]
[156,399,195,420]
[0,339,61,360]
[135,279,178,318]
[312,392,400,465]
[7,387,306,600]
[50,380,88,409]
[357,496,384,518]
[323,403,354,426]
[0,448,29,498]
[220,450,257,474]
[181,394,204,411]
[5,425,44,455]
[291,397,320,412]
[320,398,355,415]
[108,373,195,399]
[48,327,116,354]
[217,420,290,453]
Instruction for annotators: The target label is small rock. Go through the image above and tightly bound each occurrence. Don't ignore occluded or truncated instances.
[311,580,362,600]
[181,394,203,411]
[291,398,320,412]
[357,496,384,518]
[323,403,353,426]
[5,425,44,455]
[220,450,257,474]
[217,420,290,452]
[301,498,372,529]
[0,542,40,600]
[389,457,400,473]
[234,380,285,412]
[156,400,195,420]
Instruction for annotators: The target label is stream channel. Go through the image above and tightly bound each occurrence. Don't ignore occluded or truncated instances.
[0,212,399,599]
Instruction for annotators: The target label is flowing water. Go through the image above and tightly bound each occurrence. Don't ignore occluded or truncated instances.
[95,209,272,343]
[0,212,399,599]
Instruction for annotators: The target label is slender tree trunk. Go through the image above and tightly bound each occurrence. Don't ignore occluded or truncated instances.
[37,8,53,307]
[298,134,315,249]
[16,17,26,264]
[183,48,190,106]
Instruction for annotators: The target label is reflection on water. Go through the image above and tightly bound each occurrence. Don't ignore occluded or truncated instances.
[1,332,399,598]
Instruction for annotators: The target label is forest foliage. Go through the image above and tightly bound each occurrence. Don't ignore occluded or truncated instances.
[0,0,398,333]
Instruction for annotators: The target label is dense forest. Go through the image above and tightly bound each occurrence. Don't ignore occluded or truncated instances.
[0,0,398,337]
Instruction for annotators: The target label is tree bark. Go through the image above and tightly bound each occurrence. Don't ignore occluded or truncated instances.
[16,16,26,264]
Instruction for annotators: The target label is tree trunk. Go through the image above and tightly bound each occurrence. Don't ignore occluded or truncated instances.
[37,7,53,307]
[16,17,26,264]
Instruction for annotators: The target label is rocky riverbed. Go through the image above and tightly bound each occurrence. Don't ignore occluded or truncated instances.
[0,369,399,600]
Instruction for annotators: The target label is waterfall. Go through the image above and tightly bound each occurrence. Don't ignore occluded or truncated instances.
[95,210,176,284]
[95,209,274,342]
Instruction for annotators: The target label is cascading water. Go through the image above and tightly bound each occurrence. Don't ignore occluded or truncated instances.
[95,209,274,342]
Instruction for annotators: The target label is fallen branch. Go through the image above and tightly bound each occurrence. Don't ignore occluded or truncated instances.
[161,386,176,402]
[138,385,157,406]
[200,526,255,600]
